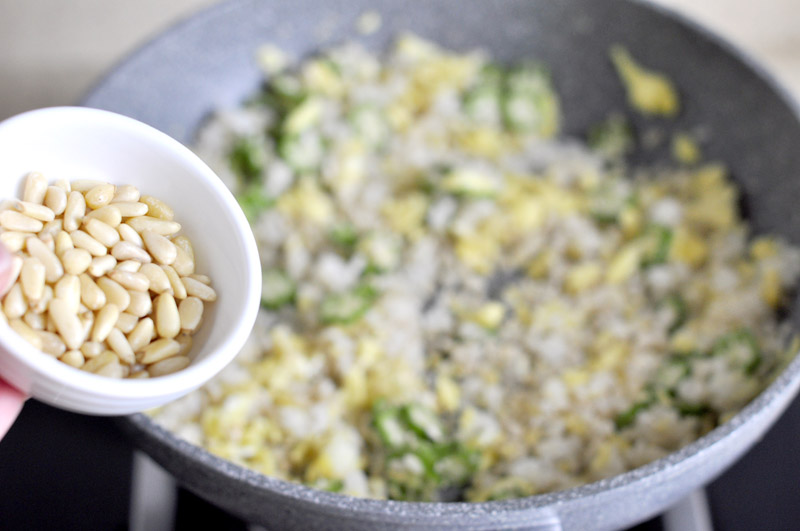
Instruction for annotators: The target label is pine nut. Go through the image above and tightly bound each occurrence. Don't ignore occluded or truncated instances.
[30,285,52,314]
[23,309,45,330]
[188,274,211,285]
[23,172,47,204]
[161,265,187,299]
[139,338,181,364]
[147,356,190,377]
[70,179,106,193]
[88,255,116,277]
[113,201,149,217]
[84,218,120,248]
[26,237,63,283]
[0,256,23,298]
[44,186,68,215]
[178,297,203,332]
[78,310,94,343]
[111,185,140,203]
[54,274,81,314]
[70,230,107,256]
[21,257,46,302]
[120,363,132,378]
[0,231,26,252]
[80,341,104,359]
[128,370,149,379]
[54,231,74,256]
[81,350,117,373]
[0,210,43,232]
[126,290,152,317]
[60,350,84,368]
[140,195,174,221]
[117,223,143,246]
[84,184,116,209]
[84,205,122,227]
[108,270,150,292]
[142,230,177,265]
[176,333,193,355]
[172,249,195,278]
[114,312,138,333]
[111,241,151,262]
[9,319,42,349]
[95,276,129,312]
[37,330,66,357]
[154,293,180,339]
[91,303,120,342]
[40,219,63,239]
[114,260,142,273]
[128,317,155,352]
[3,284,27,319]
[61,248,92,276]
[181,277,216,302]
[79,273,108,311]
[172,235,194,260]
[126,216,181,236]
[95,360,126,378]
[37,228,55,248]
[63,191,86,231]
[15,200,54,222]
[49,298,85,350]
[106,327,135,365]
[172,245,194,277]
[140,263,171,294]
[53,179,71,192]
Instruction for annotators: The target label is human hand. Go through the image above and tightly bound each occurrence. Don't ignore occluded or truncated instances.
[0,243,26,439]
[0,379,25,439]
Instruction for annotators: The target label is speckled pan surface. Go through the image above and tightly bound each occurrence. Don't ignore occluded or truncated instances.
[86,0,800,529]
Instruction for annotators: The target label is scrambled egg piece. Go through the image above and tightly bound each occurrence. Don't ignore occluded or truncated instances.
[670,227,708,267]
[606,244,641,284]
[610,45,680,117]
[436,375,461,412]
[277,178,335,224]
[672,132,701,164]
[382,192,429,239]
[564,262,603,294]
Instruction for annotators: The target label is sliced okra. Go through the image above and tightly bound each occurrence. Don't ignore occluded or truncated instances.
[640,224,673,267]
[261,268,296,310]
[319,284,378,325]
[712,328,761,374]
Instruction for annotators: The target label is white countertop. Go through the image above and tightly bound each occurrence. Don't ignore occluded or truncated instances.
[1,0,799,121]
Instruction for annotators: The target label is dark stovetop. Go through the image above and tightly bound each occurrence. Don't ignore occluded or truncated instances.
[1,395,799,531]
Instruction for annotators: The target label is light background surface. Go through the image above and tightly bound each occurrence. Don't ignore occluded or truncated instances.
[0,0,799,121]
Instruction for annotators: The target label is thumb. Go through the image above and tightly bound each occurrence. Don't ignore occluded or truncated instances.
[0,242,19,297]
[0,243,25,439]
[0,379,26,439]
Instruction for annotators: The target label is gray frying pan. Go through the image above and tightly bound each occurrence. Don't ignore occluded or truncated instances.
[84,0,800,529]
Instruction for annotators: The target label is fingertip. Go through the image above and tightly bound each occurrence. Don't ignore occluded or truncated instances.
[0,242,15,297]
[0,379,27,439]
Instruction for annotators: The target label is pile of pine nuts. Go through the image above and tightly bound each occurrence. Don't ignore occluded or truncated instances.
[0,172,216,379]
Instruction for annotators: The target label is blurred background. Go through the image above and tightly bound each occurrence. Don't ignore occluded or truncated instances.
[1,0,800,120]
[0,1,799,530]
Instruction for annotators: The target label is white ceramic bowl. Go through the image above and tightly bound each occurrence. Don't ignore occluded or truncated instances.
[0,106,261,415]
